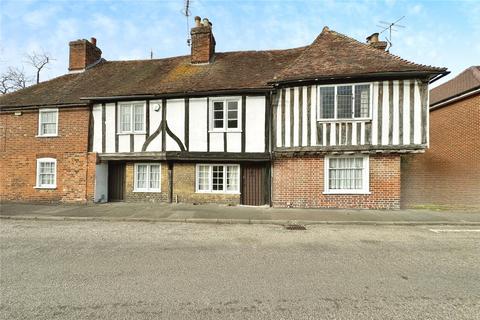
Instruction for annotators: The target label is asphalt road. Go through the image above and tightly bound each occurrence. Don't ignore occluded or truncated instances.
[1,220,479,320]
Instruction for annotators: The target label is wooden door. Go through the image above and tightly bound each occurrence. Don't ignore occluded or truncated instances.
[241,163,269,206]
[108,162,125,201]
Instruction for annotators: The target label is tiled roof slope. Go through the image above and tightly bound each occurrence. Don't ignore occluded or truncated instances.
[0,48,304,107]
[430,66,480,106]
[273,27,446,83]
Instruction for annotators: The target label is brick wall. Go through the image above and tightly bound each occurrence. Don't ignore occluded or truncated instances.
[272,154,401,209]
[402,94,480,208]
[0,107,93,203]
[173,163,240,205]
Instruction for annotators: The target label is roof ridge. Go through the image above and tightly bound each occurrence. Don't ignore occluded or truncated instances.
[325,28,445,71]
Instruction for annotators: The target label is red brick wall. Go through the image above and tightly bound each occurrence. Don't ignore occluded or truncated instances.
[402,94,480,208]
[0,107,94,203]
[272,154,401,209]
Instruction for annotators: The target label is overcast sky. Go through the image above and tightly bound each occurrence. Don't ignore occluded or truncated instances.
[1,0,478,86]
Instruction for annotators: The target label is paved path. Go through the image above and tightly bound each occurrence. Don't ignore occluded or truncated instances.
[1,202,480,225]
[1,220,479,319]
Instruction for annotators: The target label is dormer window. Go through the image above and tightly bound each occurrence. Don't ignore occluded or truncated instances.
[318,84,371,120]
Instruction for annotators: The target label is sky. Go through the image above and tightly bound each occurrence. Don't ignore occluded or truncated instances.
[1,0,479,87]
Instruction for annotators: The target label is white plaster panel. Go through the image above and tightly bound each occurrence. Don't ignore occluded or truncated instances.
[227,132,241,152]
[166,99,185,151]
[209,132,224,152]
[245,96,265,152]
[92,104,102,152]
[189,98,208,152]
[105,103,116,153]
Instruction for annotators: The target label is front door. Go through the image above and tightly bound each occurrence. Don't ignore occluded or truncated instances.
[241,163,269,206]
[108,162,125,201]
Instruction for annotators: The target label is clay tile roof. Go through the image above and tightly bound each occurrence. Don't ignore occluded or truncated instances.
[430,66,480,106]
[0,48,305,108]
[273,27,447,83]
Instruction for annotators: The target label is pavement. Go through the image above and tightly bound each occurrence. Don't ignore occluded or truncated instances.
[1,202,480,225]
[1,220,479,319]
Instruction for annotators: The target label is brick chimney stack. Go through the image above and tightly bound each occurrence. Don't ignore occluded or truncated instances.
[190,16,216,64]
[68,37,102,72]
[366,33,388,51]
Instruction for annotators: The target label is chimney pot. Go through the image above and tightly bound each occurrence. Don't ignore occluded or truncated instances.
[90,37,97,46]
[194,16,202,27]
[366,32,379,44]
[202,18,210,27]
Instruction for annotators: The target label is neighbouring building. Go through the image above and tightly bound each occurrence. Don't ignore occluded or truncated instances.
[0,17,448,209]
[402,66,480,208]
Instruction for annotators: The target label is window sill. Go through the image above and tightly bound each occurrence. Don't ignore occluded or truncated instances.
[34,186,57,190]
[195,191,240,195]
[133,189,161,193]
[317,119,372,123]
[208,130,242,133]
[117,132,147,135]
[36,135,58,138]
[323,190,371,195]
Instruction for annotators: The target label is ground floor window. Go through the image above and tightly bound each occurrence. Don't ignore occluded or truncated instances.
[196,164,240,193]
[134,163,161,192]
[36,158,57,188]
[324,155,369,194]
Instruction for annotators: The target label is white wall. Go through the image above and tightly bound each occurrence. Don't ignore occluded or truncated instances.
[245,96,265,152]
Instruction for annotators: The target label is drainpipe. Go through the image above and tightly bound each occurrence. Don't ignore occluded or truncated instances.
[168,162,173,203]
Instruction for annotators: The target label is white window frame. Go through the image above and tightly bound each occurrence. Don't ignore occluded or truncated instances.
[323,155,370,194]
[117,101,146,134]
[209,97,242,132]
[317,83,373,121]
[133,163,162,192]
[195,164,240,194]
[37,108,59,137]
[35,158,57,189]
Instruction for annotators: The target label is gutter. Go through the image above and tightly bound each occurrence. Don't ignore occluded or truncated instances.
[80,88,272,102]
[0,103,90,112]
[269,70,448,87]
[430,87,480,111]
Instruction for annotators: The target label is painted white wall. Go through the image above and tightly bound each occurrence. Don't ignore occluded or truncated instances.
[166,99,185,151]
[92,104,102,152]
[245,96,265,152]
[146,100,162,152]
[227,132,241,152]
[118,135,130,152]
[94,162,108,203]
[209,132,224,152]
[105,103,116,153]
[188,98,208,152]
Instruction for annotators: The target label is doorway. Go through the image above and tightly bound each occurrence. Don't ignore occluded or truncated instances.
[108,162,125,201]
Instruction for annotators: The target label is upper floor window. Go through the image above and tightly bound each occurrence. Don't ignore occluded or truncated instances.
[318,84,371,120]
[38,109,58,136]
[35,158,57,189]
[118,102,145,133]
[210,98,241,131]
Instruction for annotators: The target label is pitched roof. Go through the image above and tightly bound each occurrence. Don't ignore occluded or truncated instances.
[272,27,446,83]
[430,66,480,106]
[0,26,447,109]
[0,48,304,108]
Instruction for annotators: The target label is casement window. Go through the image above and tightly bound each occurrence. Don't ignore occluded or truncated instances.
[210,98,241,131]
[318,84,371,120]
[324,155,369,194]
[118,102,145,133]
[38,109,58,136]
[35,158,57,188]
[134,163,161,192]
[196,164,240,193]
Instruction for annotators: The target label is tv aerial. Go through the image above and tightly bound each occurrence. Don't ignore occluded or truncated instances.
[181,0,192,46]
[376,16,405,51]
